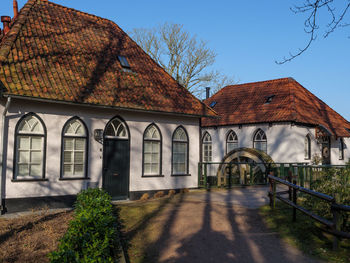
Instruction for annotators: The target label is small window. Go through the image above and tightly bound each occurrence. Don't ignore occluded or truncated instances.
[202,132,212,162]
[265,95,275,104]
[226,130,238,154]
[209,101,217,108]
[61,118,88,178]
[172,127,189,175]
[143,124,162,176]
[339,138,344,160]
[253,129,267,153]
[14,114,46,179]
[118,55,132,72]
[305,134,311,160]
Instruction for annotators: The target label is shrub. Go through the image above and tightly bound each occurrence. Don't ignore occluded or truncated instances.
[303,164,350,232]
[139,193,149,201]
[153,191,164,198]
[49,188,120,262]
[168,190,176,197]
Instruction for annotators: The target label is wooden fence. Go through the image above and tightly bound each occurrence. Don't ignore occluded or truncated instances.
[268,174,350,250]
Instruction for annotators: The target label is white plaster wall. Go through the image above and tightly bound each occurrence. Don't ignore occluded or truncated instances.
[1,98,200,199]
[202,123,348,164]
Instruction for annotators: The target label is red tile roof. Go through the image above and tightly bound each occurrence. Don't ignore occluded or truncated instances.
[0,0,216,117]
[202,78,350,137]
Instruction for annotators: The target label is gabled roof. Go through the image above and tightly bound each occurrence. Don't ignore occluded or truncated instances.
[202,78,350,137]
[0,0,216,117]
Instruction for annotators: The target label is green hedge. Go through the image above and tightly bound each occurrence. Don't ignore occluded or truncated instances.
[49,188,120,262]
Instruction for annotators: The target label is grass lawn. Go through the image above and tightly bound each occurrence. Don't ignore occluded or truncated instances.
[0,209,73,263]
[260,202,350,263]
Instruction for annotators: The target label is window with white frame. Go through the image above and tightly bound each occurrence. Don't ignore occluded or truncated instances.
[15,114,45,179]
[339,138,344,160]
[226,130,238,154]
[62,118,88,178]
[253,129,267,153]
[202,132,212,162]
[104,118,128,139]
[305,135,311,159]
[172,127,189,175]
[143,124,161,176]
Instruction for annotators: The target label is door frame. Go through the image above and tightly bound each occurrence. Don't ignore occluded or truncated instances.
[102,115,131,199]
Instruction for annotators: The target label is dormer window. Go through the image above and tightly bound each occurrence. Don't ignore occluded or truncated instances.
[209,101,217,108]
[265,95,275,104]
[118,55,132,72]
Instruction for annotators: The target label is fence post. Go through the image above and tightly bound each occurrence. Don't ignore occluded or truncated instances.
[292,178,297,222]
[198,163,201,188]
[228,163,232,189]
[332,193,341,251]
[250,164,253,185]
[287,171,292,202]
[269,175,273,208]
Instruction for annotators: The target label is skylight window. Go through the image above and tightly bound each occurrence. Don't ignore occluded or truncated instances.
[118,55,132,72]
[209,101,217,108]
[265,95,275,104]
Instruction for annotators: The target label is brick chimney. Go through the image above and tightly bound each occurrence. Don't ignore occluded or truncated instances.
[13,0,19,19]
[1,16,11,35]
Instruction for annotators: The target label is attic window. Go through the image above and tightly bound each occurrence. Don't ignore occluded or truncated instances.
[265,95,275,104]
[209,101,217,108]
[118,55,132,72]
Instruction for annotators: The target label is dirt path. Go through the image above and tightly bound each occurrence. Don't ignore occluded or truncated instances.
[139,187,320,263]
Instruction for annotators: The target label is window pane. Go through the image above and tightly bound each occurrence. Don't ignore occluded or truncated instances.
[19,151,29,163]
[18,164,29,176]
[74,152,84,163]
[152,153,159,163]
[31,137,42,150]
[74,164,84,174]
[144,142,152,153]
[30,164,41,177]
[18,136,30,149]
[64,164,72,175]
[64,151,73,163]
[152,142,160,152]
[31,151,42,163]
[144,164,151,174]
[75,139,85,151]
[151,163,159,174]
[144,153,152,163]
[64,138,74,150]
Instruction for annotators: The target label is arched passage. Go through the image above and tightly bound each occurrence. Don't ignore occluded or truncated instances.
[216,148,275,186]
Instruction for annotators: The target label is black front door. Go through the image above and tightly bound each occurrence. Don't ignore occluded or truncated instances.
[103,139,130,199]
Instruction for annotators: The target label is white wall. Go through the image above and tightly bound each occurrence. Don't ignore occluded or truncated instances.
[1,98,200,199]
[202,123,349,164]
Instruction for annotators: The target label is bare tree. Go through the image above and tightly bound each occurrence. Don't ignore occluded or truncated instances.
[277,0,350,64]
[130,23,234,96]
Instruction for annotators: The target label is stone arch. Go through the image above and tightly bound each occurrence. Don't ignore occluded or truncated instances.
[216,147,275,186]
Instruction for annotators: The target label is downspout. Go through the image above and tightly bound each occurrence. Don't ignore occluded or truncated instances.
[0,96,11,214]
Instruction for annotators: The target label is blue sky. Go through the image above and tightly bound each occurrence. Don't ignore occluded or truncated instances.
[1,0,349,120]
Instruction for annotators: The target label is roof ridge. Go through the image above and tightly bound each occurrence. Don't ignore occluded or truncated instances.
[222,77,292,89]
[0,0,37,62]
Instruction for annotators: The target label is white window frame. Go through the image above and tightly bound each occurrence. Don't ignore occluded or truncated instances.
[172,126,189,175]
[305,134,311,160]
[202,132,212,162]
[253,129,267,153]
[61,117,88,179]
[143,124,162,176]
[14,114,46,180]
[226,130,238,154]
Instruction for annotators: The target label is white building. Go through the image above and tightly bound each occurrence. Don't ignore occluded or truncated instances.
[0,0,215,213]
[201,78,350,168]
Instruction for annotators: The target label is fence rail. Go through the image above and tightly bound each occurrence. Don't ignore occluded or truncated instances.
[268,174,350,250]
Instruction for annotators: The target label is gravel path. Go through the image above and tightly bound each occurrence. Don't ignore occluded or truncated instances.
[142,187,321,263]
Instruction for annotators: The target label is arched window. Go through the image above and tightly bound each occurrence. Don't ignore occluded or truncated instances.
[143,124,162,176]
[104,118,128,139]
[202,132,212,162]
[226,130,238,154]
[14,113,46,179]
[339,138,344,160]
[253,129,267,153]
[305,134,311,160]
[172,126,189,175]
[61,118,88,178]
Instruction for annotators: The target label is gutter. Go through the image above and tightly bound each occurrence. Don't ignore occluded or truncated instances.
[0,96,11,214]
